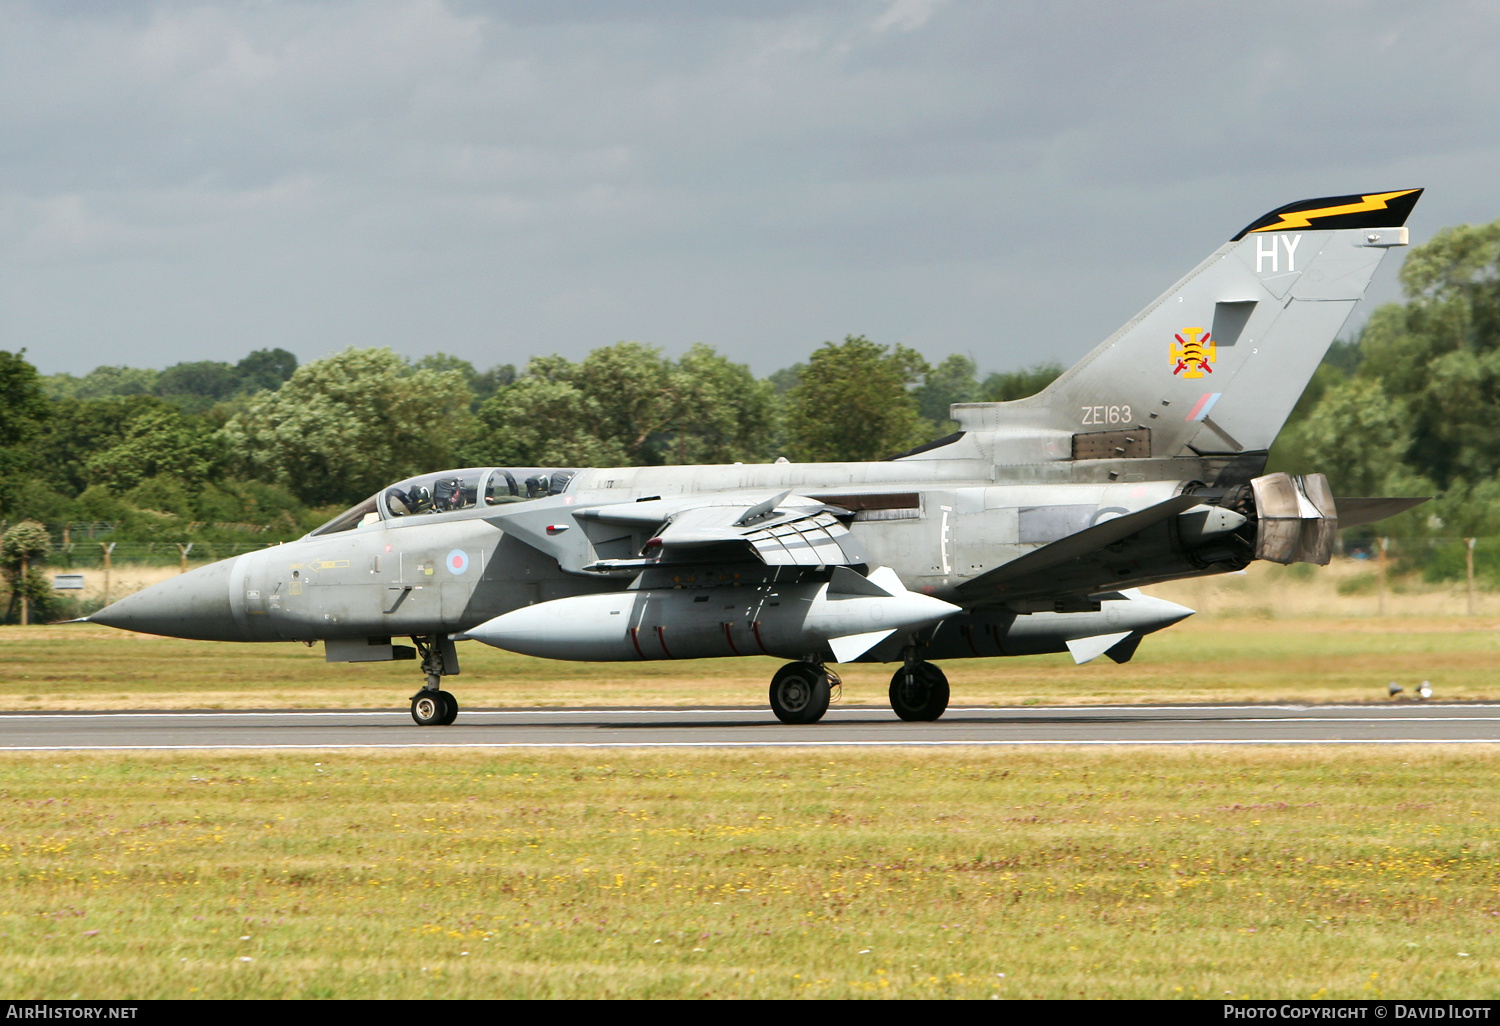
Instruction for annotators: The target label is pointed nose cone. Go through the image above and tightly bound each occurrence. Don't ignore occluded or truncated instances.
[903,592,965,627]
[1116,589,1195,633]
[90,557,242,641]
[467,601,582,656]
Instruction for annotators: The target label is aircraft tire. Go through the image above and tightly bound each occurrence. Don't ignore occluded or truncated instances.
[410,691,451,726]
[437,691,459,725]
[889,662,949,722]
[769,662,831,725]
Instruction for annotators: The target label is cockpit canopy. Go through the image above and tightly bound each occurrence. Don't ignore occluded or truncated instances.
[309,467,579,536]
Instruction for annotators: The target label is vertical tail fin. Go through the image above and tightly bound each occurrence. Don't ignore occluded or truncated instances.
[952,190,1421,461]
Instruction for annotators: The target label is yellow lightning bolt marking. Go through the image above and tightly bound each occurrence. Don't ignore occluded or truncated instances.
[1248,189,1419,233]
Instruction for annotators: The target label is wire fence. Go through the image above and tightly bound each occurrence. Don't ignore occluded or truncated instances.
[0,522,287,568]
[45,541,276,568]
[43,520,276,538]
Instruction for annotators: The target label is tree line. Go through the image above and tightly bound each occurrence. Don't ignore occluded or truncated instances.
[0,338,1060,548]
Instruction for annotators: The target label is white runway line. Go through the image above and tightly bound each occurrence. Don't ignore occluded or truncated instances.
[3,704,1497,720]
[0,708,772,720]
[1229,716,1500,723]
[8,739,1500,751]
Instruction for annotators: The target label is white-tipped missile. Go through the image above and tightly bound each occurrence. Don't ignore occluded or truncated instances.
[920,589,1194,663]
[465,566,961,662]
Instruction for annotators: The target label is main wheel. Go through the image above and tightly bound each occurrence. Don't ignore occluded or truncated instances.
[889,662,949,722]
[436,690,459,726]
[411,691,451,726]
[769,662,831,724]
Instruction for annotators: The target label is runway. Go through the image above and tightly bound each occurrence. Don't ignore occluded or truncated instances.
[3,703,1500,750]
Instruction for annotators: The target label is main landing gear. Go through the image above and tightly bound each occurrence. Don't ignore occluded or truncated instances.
[410,635,460,726]
[769,660,837,724]
[889,658,949,722]
[766,655,949,724]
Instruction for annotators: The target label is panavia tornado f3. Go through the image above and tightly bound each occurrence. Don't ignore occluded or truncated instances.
[89,189,1429,725]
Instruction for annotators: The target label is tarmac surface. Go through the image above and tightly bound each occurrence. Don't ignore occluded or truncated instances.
[3,703,1500,750]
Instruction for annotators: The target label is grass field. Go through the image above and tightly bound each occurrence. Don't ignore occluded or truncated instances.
[2,746,1497,999]
[5,561,1498,999]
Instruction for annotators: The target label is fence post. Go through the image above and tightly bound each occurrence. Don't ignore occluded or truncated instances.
[1378,537,1389,616]
[1466,537,1477,616]
[101,542,116,607]
[19,555,28,626]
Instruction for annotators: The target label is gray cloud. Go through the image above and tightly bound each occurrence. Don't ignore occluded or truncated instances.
[1,0,1496,377]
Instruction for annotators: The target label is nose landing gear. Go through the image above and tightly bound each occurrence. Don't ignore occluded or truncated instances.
[410,635,460,726]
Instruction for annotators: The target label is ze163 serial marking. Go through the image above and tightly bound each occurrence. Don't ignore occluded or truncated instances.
[1080,405,1132,425]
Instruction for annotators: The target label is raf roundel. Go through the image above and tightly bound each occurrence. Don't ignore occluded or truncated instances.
[446,549,470,575]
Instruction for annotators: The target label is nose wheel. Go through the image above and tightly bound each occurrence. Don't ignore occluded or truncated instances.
[411,689,458,726]
[409,635,461,725]
[769,661,831,724]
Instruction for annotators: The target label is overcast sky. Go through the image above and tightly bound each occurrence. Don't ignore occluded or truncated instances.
[3,0,1498,378]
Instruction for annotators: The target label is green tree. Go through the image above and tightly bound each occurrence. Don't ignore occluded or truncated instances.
[916,354,980,430]
[194,478,308,535]
[767,364,803,395]
[670,345,776,464]
[1290,378,1416,497]
[0,520,50,568]
[471,363,517,406]
[70,485,128,524]
[121,474,198,521]
[30,396,224,495]
[33,397,169,495]
[474,343,689,466]
[571,343,686,464]
[468,374,628,468]
[235,348,299,393]
[1398,220,1500,301]
[413,353,520,411]
[157,360,239,399]
[980,362,1064,403]
[413,353,478,387]
[465,344,681,467]
[155,360,241,414]
[83,402,226,493]
[0,350,51,516]
[785,336,929,462]
[69,365,160,399]
[39,372,81,400]
[221,347,474,506]
[0,520,53,623]
[467,344,776,468]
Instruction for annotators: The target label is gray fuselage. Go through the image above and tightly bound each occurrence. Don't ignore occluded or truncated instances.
[102,453,1212,654]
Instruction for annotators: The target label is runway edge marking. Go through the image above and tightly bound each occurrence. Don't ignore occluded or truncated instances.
[6,739,1500,752]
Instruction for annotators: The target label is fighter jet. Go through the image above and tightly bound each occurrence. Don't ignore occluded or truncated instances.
[89,189,1429,725]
